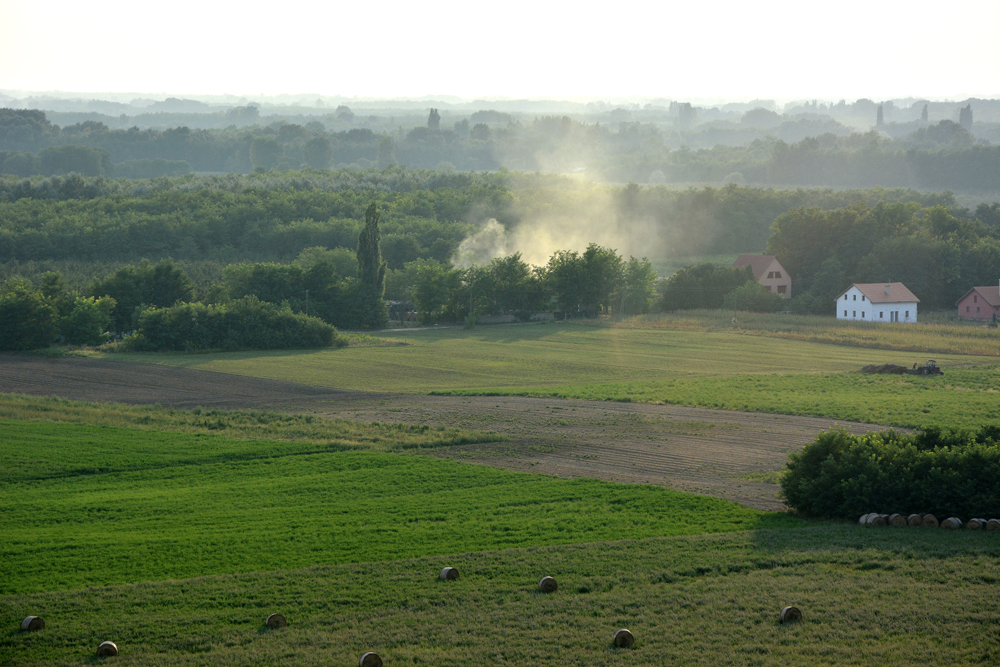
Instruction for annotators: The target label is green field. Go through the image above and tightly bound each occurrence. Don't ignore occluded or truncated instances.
[0,420,799,596]
[111,319,1000,429]
[5,527,999,666]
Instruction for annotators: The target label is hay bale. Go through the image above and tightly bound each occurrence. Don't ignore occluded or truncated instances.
[859,513,874,525]
[20,616,44,631]
[780,606,802,623]
[889,513,907,527]
[612,628,634,648]
[96,641,118,657]
[265,613,287,629]
[866,514,887,527]
[538,576,558,593]
[987,519,1000,531]
[967,518,984,530]
[941,517,963,529]
[907,513,923,527]
[359,651,383,667]
[439,567,459,581]
[922,514,939,528]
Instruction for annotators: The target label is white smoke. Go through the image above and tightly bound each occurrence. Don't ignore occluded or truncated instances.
[452,219,510,268]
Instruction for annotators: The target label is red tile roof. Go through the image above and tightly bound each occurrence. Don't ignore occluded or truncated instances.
[733,254,780,280]
[839,283,921,303]
[956,285,1000,307]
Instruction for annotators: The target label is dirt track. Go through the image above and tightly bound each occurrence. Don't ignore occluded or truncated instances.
[0,354,892,510]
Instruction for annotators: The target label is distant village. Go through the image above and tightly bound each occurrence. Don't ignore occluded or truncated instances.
[733,253,1000,324]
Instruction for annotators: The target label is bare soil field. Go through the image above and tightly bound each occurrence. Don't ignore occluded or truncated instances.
[0,354,891,509]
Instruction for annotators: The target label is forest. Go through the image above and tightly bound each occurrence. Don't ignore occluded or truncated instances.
[2,105,999,190]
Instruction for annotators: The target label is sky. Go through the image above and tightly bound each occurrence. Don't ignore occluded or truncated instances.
[1,0,999,102]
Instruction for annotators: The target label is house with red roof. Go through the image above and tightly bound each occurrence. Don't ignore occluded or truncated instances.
[835,283,920,323]
[955,281,1000,321]
[732,254,791,298]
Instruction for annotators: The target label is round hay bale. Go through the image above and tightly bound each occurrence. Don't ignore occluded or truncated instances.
[907,513,923,527]
[941,517,963,530]
[538,576,558,593]
[439,567,459,581]
[359,651,383,667]
[967,518,984,530]
[780,606,802,623]
[889,513,907,527]
[20,616,44,631]
[866,514,887,527]
[859,513,874,525]
[922,514,939,528]
[96,641,118,657]
[265,613,287,629]
[987,519,1000,531]
[612,628,634,648]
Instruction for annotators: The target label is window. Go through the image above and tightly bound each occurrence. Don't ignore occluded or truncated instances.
[880,312,883,318]
[977,307,981,313]
[968,306,971,312]
[852,311,856,317]
[862,312,865,318]
[775,271,782,278]
[844,310,847,316]
[862,296,866,301]
[853,295,856,301]
[974,295,978,303]
[777,285,786,294]
[906,311,910,318]
[844,295,848,300]
[767,271,774,279]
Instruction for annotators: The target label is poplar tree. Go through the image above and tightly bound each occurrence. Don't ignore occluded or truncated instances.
[357,203,387,298]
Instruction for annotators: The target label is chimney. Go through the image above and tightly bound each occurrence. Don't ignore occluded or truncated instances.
[885,284,891,295]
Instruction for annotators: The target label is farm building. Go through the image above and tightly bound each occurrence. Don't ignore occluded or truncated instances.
[835,283,919,323]
[955,281,1000,321]
[732,254,792,298]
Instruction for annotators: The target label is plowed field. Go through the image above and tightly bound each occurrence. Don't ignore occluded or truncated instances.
[0,354,891,509]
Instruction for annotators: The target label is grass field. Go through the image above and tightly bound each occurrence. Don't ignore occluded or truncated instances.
[0,419,800,596]
[112,320,990,394]
[437,365,1000,430]
[4,527,999,666]
[109,318,1000,429]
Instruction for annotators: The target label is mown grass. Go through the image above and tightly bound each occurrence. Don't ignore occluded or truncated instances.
[4,526,999,666]
[107,321,990,394]
[436,365,1000,430]
[0,420,801,596]
[0,393,498,450]
[616,310,1000,356]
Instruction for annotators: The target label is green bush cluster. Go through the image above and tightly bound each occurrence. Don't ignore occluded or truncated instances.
[0,274,115,350]
[782,425,1000,518]
[135,295,343,351]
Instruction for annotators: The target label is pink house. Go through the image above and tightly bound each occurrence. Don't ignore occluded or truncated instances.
[955,281,1000,321]
[732,254,792,298]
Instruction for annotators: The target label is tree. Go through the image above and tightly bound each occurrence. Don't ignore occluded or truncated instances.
[959,104,973,132]
[376,135,396,168]
[621,256,658,315]
[59,296,116,345]
[303,136,332,169]
[660,263,753,312]
[921,104,929,122]
[428,108,441,130]
[90,258,195,332]
[39,145,111,176]
[249,137,283,170]
[357,203,387,298]
[0,280,58,350]
[723,280,784,313]
[876,104,884,127]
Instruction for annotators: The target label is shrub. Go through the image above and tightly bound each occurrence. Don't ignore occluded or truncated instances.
[138,296,344,352]
[782,426,1000,518]
[0,280,57,350]
[723,280,785,313]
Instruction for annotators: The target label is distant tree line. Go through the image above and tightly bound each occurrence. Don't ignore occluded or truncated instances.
[3,108,998,191]
[768,201,1000,312]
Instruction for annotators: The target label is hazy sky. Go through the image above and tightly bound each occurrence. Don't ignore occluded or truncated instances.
[2,0,998,102]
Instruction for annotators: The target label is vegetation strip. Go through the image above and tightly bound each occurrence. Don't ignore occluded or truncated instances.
[0,419,800,595]
[4,526,999,666]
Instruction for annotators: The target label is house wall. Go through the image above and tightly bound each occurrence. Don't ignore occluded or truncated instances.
[835,287,918,323]
[956,291,1000,320]
[756,259,792,299]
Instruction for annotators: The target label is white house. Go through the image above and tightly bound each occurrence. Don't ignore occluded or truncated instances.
[835,283,920,323]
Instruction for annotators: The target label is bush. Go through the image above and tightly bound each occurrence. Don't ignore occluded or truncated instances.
[138,296,344,352]
[722,280,785,313]
[782,426,1000,518]
[0,280,57,350]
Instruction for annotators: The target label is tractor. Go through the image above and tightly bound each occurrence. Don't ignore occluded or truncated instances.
[907,360,943,375]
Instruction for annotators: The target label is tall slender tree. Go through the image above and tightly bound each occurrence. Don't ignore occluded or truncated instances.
[357,203,387,298]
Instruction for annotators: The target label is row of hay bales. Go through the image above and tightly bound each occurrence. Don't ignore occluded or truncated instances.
[17,566,805,661]
[860,513,1000,530]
